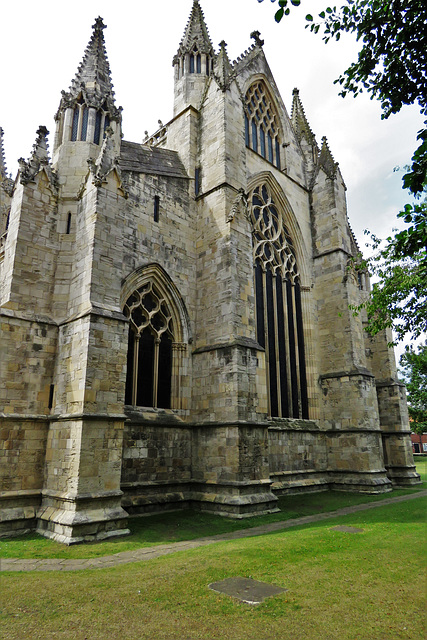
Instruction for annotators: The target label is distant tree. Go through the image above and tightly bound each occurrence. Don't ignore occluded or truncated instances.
[400,342,427,435]
[357,195,427,343]
[258,0,427,341]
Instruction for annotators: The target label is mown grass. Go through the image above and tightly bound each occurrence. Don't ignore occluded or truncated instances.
[1,460,426,560]
[1,498,425,640]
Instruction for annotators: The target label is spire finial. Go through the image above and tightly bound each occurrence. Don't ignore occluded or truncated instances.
[92,16,106,32]
[68,17,115,104]
[176,0,214,56]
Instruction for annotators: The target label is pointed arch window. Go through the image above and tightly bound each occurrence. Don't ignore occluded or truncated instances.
[94,111,102,145]
[71,107,79,141]
[124,282,175,409]
[245,81,282,170]
[81,107,89,141]
[251,183,308,419]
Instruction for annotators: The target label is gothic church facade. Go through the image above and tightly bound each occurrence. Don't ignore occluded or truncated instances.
[0,1,420,543]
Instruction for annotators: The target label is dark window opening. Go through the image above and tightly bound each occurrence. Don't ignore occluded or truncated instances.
[94,110,102,144]
[81,107,88,141]
[245,81,283,169]
[124,283,175,409]
[71,107,79,141]
[195,168,200,196]
[154,195,160,222]
[66,212,72,234]
[252,184,308,419]
[48,384,55,410]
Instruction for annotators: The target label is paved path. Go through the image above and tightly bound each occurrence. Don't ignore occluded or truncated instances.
[1,490,425,573]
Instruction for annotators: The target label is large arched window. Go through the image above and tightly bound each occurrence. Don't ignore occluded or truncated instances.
[251,183,308,419]
[245,81,281,170]
[123,282,174,408]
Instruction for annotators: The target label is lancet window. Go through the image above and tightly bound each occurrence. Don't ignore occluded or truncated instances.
[251,183,308,419]
[124,282,175,409]
[70,96,110,144]
[245,81,281,170]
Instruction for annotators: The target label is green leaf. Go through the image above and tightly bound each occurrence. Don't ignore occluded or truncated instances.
[306,14,313,21]
[275,8,284,22]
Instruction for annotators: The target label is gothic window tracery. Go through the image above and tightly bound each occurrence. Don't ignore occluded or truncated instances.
[124,282,174,409]
[251,183,308,418]
[245,81,281,170]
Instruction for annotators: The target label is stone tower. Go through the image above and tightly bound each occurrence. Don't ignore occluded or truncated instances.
[0,1,420,544]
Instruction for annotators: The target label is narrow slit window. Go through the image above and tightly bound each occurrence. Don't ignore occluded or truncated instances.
[154,195,160,222]
[94,111,102,144]
[71,107,79,141]
[66,212,72,234]
[195,168,200,196]
[48,384,55,410]
[81,107,88,141]
[190,54,195,73]
[196,54,201,73]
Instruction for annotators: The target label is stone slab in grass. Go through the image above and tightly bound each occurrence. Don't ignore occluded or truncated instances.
[209,577,287,605]
[331,525,364,533]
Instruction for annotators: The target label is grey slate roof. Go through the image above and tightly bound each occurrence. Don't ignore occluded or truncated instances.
[120,141,189,179]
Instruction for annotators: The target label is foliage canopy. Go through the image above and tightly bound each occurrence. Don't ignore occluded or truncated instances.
[400,342,427,434]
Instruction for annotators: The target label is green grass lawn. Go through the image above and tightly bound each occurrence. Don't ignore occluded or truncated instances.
[1,498,425,640]
[1,459,426,560]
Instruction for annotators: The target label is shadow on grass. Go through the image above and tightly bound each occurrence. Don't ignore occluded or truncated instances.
[1,474,425,560]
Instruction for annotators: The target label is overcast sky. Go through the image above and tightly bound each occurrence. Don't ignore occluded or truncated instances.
[1,0,423,249]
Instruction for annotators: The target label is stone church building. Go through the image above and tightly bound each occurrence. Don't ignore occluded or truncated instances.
[0,1,419,543]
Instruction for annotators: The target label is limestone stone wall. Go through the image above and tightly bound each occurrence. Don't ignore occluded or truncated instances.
[192,343,264,423]
[52,312,128,416]
[0,418,49,493]
[121,422,192,485]
[1,174,58,315]
[0,314,57,415]
[43,418,124,497]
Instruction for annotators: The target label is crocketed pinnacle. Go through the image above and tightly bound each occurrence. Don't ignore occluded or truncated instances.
[69,17,115,101]
[18,126,57,188]
[214,41,235,91]
[0,127,7,178]
[291,88,316,144]
[319,136,339,179]
[176,0,214,56]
